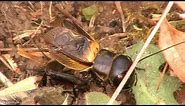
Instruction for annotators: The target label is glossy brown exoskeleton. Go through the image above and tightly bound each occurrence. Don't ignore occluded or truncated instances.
[43,18,135,88]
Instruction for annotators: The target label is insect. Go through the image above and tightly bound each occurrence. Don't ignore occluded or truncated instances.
[43,18,135,88]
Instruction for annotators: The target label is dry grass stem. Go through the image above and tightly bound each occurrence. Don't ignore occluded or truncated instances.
[0,47,48,52]
[115,1,126,32]
[156,63,168,91]
[49,1,53,22]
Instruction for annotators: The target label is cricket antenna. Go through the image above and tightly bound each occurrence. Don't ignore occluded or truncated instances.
[139,41,185,62]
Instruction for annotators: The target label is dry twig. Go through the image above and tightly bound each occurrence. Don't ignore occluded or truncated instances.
[115,1,126,32]
[49,1,53,22]
[0,47,48,52]
[156,63,168,91]
[23,20,43,46]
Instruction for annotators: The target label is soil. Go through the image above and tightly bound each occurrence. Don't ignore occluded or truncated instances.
[0,1,184,105]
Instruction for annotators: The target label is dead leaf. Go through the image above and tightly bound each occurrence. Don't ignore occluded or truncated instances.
[175,84,185,105]
[158,18,185,82]
[17,48,46,65]
[175,1,185,11]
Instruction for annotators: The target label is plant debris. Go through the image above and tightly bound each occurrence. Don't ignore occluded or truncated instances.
[0,1,184,105]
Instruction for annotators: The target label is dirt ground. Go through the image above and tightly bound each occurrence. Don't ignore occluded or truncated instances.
[0,1,184,105]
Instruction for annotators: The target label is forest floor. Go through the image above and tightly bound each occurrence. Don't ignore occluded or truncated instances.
[0,1,184,105]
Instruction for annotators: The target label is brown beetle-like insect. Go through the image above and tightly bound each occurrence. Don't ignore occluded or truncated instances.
[43,18,135,87]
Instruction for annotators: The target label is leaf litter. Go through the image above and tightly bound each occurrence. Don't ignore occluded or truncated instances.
[0,1,184,105]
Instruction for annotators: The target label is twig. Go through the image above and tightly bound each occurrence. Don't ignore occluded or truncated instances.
[99,33,127,43]
[22,20,43,46]
[156,63,168,91]
[0,47,48,52]
[49,1,53,22]
[32,21,52,28]
[34,20,43,35]
[107,1,174,105]
[115,1,126,32]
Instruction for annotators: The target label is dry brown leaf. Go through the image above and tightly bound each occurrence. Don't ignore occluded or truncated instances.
[158,18,185,82]
[17,48,45,65]
[175,1,185,11]
[175,84,185,105]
